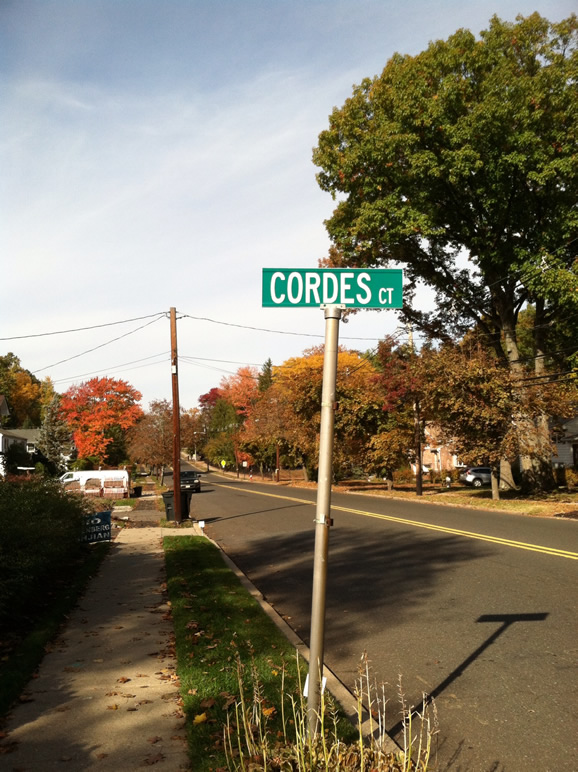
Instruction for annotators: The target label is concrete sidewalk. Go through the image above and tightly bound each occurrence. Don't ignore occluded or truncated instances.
[0,526,191,771]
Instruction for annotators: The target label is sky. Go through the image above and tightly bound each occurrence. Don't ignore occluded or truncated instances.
[1,0,575,411]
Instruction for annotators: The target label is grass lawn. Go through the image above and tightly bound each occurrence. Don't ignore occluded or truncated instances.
[330,480,578,518]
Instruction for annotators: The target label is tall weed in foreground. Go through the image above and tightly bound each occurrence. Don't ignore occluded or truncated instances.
[224,652,436,771]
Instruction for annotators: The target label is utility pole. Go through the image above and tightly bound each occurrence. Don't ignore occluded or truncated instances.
[170,307,182,523]
[407,322,423,496]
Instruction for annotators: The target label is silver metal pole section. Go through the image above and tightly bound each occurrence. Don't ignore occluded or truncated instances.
[307,305,342,738]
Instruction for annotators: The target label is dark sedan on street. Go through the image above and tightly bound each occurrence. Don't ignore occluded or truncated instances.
[180,470,201,492]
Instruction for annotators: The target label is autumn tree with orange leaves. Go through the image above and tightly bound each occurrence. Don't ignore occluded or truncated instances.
[60,377,142,464]
[219,367,259,419]
[245,348,384,480]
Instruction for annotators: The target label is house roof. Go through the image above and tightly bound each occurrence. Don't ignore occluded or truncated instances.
[12,429,41,441]
[0,428,41,442]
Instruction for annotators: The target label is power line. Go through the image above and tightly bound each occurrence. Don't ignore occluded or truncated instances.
[0,312,166,341]
[50,352,170,385]
[180,313,384,341]
[32,315,166,374]
[181,355,266,367]
[179,358,239,377]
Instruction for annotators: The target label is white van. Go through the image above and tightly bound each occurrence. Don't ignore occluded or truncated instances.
[60,470,130,498]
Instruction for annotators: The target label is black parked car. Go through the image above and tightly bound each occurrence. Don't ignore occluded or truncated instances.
[459,466,492,487]
[180,470,201,492]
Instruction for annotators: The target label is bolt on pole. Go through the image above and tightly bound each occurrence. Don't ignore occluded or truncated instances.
[307,305,342,738]
[170,307,182,523]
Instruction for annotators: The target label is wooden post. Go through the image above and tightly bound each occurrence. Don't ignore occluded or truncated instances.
[170,307,182,523]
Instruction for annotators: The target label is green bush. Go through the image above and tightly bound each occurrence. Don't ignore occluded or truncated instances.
[0,477,90,624]
[565,467,578,489]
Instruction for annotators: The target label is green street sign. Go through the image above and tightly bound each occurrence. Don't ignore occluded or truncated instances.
[262,268,403,309]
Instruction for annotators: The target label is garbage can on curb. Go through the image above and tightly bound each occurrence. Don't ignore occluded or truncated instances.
[161,490,192,521]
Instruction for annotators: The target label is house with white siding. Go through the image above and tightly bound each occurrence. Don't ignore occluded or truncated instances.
[552,417,578,468]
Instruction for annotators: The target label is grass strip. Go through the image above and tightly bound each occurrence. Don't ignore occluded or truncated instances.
[0,542,110,718]
[163,535,356,771]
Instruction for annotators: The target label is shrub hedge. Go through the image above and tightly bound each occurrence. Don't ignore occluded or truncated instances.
[0,476,91,625]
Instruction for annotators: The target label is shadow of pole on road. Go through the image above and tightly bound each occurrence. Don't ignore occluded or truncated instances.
[387,612,549,737]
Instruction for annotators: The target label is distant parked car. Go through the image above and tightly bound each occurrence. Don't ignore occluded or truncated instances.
[180,470,201,492]
[459,466,493,488]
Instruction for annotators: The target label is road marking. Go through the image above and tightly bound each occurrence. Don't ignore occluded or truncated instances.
[212,483,578,560]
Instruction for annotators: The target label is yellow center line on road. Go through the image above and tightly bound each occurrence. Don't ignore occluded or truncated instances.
[213,483,578,560]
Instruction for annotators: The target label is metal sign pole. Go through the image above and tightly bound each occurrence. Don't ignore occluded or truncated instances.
[307,305,342,738]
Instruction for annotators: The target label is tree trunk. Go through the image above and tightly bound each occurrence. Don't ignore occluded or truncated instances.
[414,401,423,496]
[501,305,555,492]
[491,469,500,500]
[499,459,518,491]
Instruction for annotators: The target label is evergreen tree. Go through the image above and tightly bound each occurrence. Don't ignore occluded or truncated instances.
[37,395,72,474]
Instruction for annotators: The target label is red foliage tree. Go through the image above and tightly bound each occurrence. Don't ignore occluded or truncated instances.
[60,377,143,463]
[198,388,222,409]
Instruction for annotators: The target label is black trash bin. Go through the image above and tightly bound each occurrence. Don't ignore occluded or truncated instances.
[182,489,193,519]
[161,490,191,521]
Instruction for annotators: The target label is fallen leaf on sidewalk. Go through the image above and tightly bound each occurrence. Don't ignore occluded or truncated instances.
[117,676,131,683]
[107,704,119,710]
[141,752,165,765]
[147,737,162,745]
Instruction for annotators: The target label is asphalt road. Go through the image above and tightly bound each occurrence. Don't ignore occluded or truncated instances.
[186,469,578,772]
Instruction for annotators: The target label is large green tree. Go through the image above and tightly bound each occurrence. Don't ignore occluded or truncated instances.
[313,13,578,489]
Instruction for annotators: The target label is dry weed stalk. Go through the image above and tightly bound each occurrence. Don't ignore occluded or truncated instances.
[224,651,436,771]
